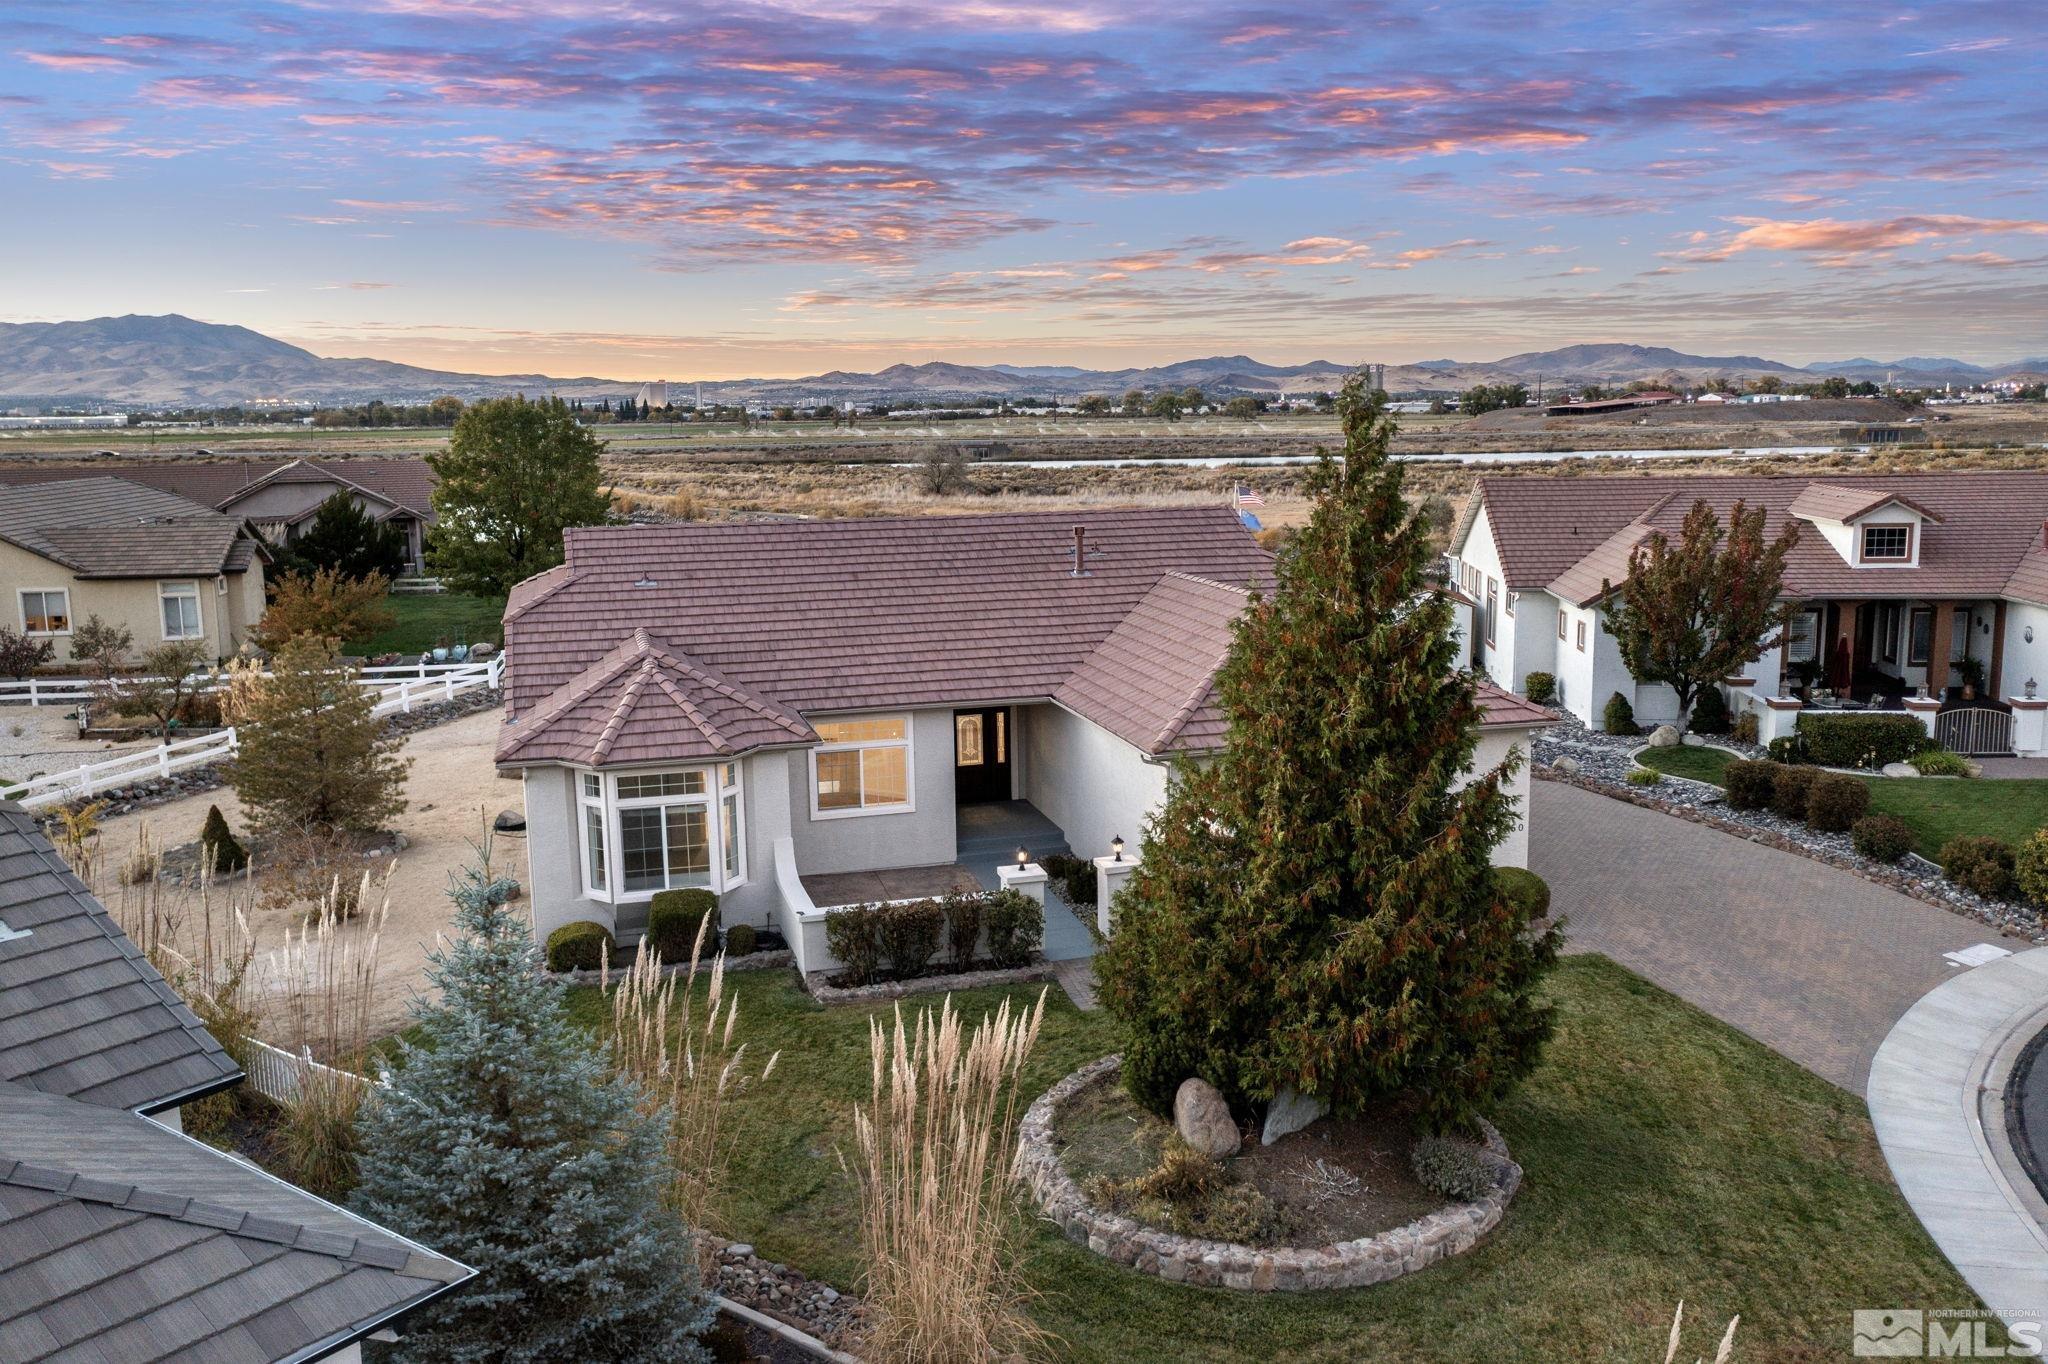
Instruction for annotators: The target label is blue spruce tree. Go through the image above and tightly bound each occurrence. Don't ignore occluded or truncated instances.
[350,859,712,1362]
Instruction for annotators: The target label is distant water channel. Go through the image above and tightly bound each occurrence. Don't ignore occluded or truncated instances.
[890,444,1862,470]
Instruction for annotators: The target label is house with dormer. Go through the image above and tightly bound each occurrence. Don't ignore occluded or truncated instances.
[1449,470,2048,756]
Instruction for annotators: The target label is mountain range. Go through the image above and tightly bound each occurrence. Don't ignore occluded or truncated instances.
[1,316,2042,407]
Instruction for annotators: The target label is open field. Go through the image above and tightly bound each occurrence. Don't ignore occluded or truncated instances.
[556,954,1984,1362]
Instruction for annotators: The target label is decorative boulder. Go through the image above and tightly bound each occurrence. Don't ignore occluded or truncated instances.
[493,808,527,832]
[1260,1086,1328,1146]
[1551,756,1581,777]
[1681,732,1706,747]
[1647,725,1681,748]
[470,641,496,660]
[1881,762,1919,778]
[1173,1078,1240,1159]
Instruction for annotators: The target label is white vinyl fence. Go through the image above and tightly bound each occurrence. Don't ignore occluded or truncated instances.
[242,1037,375,1107]
[5,653,504,810]
[1,657,498,708]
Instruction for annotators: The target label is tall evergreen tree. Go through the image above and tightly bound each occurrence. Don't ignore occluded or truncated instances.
[427,395,612,596]
[1097,373,1559,1132]
[227,635,410,835]
[351,859,712,1364]
[275,492,411,582]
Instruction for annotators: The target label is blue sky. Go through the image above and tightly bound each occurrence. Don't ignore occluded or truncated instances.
[3,0,2044,378]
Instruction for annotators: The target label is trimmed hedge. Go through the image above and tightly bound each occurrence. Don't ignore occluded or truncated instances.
[1794,712,1929,769]
[1492,866,1550,922]
[876,897,944,977]
[1523,671,1556,705]
[941,891,983,966]
[725,923,758,957]
[1040,852,1098,908]
[1603,691,1637,737]
[1689,686,1730,736]
[824,904,884,984]
[985,889,1043,967]
[2017,832,2048,906]
[1852,815,1913,864]
[1942,835,2017,901]
[199,804,248,875]
[1771,764,1818,822]
[545,920,614,973]
[647,888,719,963]
[1724,759,1781,812]
[825,889,1046,983]
[1804,773,1870,833]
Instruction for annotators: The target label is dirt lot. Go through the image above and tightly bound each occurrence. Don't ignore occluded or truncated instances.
[89,707,518,1038]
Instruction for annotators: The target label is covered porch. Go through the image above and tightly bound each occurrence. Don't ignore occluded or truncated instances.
[1778,597,2007,709]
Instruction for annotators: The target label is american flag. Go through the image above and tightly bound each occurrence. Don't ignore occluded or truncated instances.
[1234,484,1266,508]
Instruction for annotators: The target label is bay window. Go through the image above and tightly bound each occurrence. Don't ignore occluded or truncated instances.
[810,714,913,817]
[575,765,745,902]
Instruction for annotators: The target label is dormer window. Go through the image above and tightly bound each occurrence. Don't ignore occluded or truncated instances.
[1860,524,1912,563]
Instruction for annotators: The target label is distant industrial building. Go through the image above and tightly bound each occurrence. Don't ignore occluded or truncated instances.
[634,381,669,409]
[1542,391,1679,417]
[0,413,127,430]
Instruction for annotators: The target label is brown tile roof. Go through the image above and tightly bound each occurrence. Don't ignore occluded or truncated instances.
[1468,471,2048,604]
[502,509,1555,768]
[0,458,437,523]
[1473,678,1562,728]
[0,804,241,1115]
[0,478,262,579]
[1548,515,1660,607]
[0,1082,469,1363]
[1785,483,1941,525]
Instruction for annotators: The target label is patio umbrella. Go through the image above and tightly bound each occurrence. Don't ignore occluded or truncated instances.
[1829,634,1852,692]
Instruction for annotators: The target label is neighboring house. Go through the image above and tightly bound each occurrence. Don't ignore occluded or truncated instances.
[0,477,269,663]
[0,801,471,1363]
[495,507,1556,965]
[1450,470,2048,755]
[0,458,437,574]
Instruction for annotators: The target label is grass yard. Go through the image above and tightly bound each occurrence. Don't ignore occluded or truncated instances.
[1634,745,2048,860]
[347,591,507,657]
[563,954,1980,1362]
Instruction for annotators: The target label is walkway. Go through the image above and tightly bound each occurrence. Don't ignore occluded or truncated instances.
[1868,947,2048,1313]
[1532,779,2017,1092]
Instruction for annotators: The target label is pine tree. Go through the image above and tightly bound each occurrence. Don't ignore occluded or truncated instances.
[226,636,410,835]
[350,859,713,1364]
[198,804,247,874]
[275,492,411,582]
[1097,373,1559,1132]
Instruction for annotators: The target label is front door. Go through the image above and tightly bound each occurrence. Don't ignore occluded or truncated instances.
[953,708,1011,805]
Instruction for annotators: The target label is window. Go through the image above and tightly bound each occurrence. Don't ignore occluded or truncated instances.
[1881,604,1900,663]
[1575,620,1587,652]
[576,765,744,902]
[1786,609,1820,665]
[1908,606,1933,667]
[1860,524,1911,563]
[159,581,202,640]
[1557,608,1567,641]
[19,589,70,635]
[811,714,913,816]
[1485,578,1498,648]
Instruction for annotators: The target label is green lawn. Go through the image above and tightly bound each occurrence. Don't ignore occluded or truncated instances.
[1634,745,2048,860]
[563,955,1979,1361]
[346,592,507,657]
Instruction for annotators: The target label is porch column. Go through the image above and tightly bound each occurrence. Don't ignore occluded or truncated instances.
[1902,695,1941,744]
[1927,601,1954,698]
[1094,850,1141,938]
[997,859,1048,906]
[1991,601,2008,698]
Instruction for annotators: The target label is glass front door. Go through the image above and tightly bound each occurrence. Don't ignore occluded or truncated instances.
[953,708,1011,805]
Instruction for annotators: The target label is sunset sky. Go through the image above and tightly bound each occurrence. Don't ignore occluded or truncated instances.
[4,0,2044,379]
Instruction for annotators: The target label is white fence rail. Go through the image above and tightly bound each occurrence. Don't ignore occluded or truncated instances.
[6,653,503,810]
[242,1037,374,1107]
[2,656,500,708]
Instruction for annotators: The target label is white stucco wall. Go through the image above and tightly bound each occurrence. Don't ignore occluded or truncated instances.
[2001,602,2048,703]
[785,707,958,874]
[1457,726,1535,869]
[1021,702,1171,862]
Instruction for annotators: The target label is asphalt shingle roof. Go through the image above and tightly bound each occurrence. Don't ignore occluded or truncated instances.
[0,459,437,524]
[0,803,241,1115]
[0,478,261,579]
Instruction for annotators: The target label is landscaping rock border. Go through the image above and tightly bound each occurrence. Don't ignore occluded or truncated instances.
[542,947,795,986]
[804,956,1054,1005]
[703,1235,863,1350]
[1016,1055,1520,1292]
[1533,717,2048,943]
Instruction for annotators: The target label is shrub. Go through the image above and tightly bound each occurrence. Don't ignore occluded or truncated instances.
[1724,759,1781,811]
[1039,853,1097,908]
[253,566,396,651]
[1093,1135,1287,1246]
[1804,773,1870,833]
[1794,712,1930,769]
[1492,866,1550,922]
[1766,734,1804,764]
[1732,711,1759,745]
[1626,766,1661,787]
[199,804,248,874]
[877,897,944,976]
[725,923,758,957]
[1688,686,1730,735]
[1943,835,2018,901]
[941,891,983,965]
[1910,748,1970,776]
[1409,1135,1497,1202]
[545,920,614,973]
[825,904,884,984]
[647,888,719,962]
[1522,671,1556,705]
[1852,815,1914,864]
[2017,832,2048,905]
[984,889,1042,967]
[0,626,55,679]
[1771,764,1818,821]
[1603,691,1637,736]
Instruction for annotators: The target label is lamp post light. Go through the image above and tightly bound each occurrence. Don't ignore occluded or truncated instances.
[1110,835,1125,863]
[1016,846,1030,872]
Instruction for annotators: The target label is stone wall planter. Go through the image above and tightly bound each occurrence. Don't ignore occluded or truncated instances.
[542,947,795,986]
[1016,1055,1520,1292]
[805,956,1054,1006]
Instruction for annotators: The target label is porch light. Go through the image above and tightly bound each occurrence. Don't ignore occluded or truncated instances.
[1111,835,1125,862]
[2030,678,2039,700]
[1016,846,1030,871]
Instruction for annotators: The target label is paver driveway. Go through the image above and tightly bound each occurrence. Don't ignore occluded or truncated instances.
[1532,779,2021,1092]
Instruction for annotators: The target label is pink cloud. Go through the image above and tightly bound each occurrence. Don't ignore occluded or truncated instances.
[146,75,300,107]
[17,51,141,72]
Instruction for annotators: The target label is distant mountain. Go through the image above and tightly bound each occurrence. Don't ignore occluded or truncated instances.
[1,316,2038,407]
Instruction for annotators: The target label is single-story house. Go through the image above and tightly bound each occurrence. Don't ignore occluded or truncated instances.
[496,507,1556,968]
[0,477,269,663]
[0,801,471,1362]
[1450,470,2048,755]
[0,458,437,575]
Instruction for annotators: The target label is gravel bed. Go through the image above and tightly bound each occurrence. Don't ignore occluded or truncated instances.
[703,1235,863,1350]
[1533,716,2047,942]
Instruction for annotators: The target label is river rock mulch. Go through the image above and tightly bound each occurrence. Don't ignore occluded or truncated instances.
[703,1235,863,1350]
[1533,716,2048,942]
